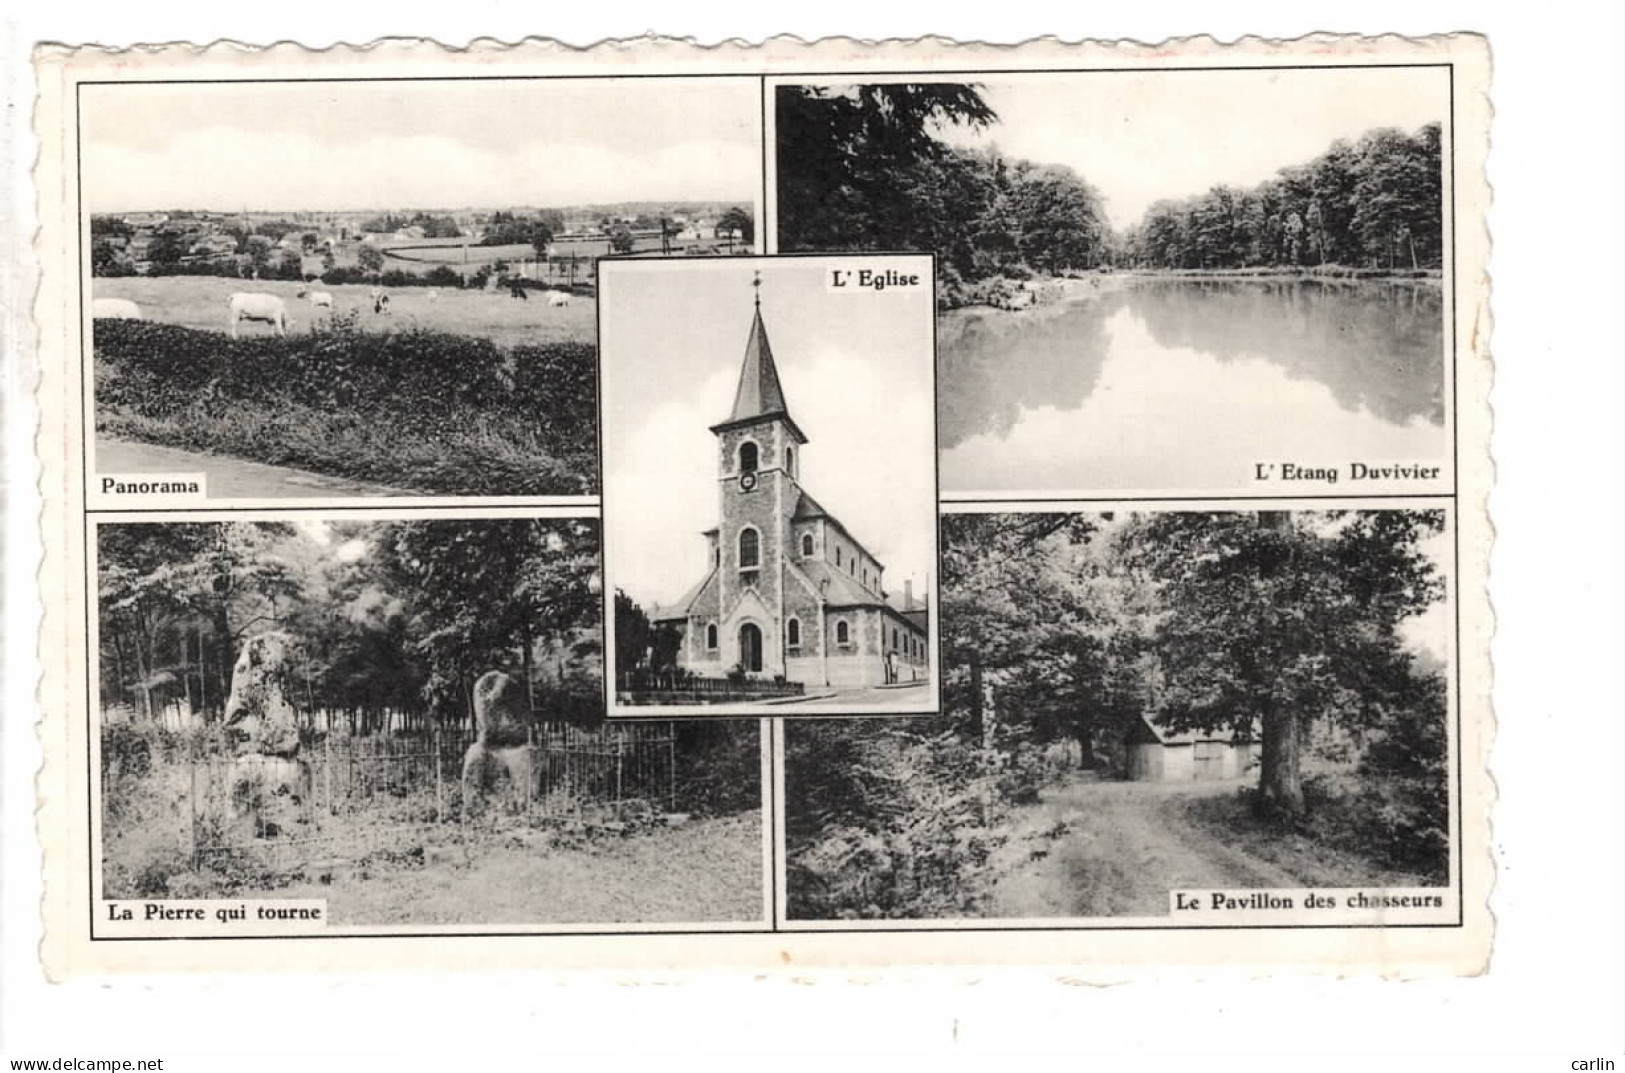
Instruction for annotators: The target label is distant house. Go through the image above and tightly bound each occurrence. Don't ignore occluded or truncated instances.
[189,234,238,258]
[1125,716,1260,783]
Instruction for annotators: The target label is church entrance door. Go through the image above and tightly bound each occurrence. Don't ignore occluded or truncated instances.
[739,623,763,673]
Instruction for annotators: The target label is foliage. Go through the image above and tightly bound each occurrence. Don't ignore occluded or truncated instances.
[777,84,1111,295]
[93,319,598,495]
[715,206,755,245]
[1121,125,1442,270]
[480,209,563,250]
[374,519,600,722]
[359,212,463,238]
[671,720,762,816]
[785,719,1008,919]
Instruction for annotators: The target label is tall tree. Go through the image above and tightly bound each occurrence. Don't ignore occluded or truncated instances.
[1121,510,1444,820]
[777,83,998,254]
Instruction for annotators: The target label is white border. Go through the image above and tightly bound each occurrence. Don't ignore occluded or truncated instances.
[6,6,1622,1065]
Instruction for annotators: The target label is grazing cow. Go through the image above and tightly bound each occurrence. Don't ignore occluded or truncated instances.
[91,297,142,320]
[226,293,290,338]
[507,282,528,301]
[369,287,390,315]
[297,285,334,310]
[426,290,440,302]
[547,290,571,308]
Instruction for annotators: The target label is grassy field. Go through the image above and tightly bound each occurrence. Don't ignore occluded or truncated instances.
[92,275,598,494]
[277,812,763,926]
[92,276,595,351]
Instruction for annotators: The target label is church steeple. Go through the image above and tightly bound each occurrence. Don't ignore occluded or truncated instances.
[710,273,808,444]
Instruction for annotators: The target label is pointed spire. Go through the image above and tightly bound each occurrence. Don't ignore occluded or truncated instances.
[711,272,808,444]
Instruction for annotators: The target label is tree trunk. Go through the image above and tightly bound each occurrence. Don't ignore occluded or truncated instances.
[213,604,235,701]
[521,619,537,721]
[969,659,984,741]
[1256,702,1305,821]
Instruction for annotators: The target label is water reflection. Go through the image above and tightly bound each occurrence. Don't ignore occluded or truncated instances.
[937,291,1125,448]
[938,279,1446,493]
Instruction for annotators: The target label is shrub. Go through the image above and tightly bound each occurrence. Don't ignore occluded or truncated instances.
[785,720,1006,919]
[424,265,463,288]
[95,318,510,417]
[671,720,762,816]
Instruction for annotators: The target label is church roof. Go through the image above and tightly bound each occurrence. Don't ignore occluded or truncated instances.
[791,489,829,520]
[792,489,887,573]
[652,569,720,622]
[796,558,886,610]
[709,304,808,444]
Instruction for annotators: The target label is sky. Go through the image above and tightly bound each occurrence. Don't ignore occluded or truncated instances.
[80,78,760,212]
[926,67,1448,229]
[599,257,937,610]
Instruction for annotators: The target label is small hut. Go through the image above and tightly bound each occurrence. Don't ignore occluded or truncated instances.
[1125,715,1260,783]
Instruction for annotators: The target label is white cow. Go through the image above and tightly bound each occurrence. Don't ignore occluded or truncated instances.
[91,297,142,320]
[547,290,572,308]
[226,293,290,338]
[294,285,333,310]
[426,290,439,302]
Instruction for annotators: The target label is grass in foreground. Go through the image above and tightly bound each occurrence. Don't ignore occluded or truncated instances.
[94,317,597,496]
[274,812,763,926]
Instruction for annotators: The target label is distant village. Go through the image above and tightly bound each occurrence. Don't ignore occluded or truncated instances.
[90,203,754,281]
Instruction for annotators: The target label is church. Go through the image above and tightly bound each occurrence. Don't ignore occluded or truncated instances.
[652,285,932,691]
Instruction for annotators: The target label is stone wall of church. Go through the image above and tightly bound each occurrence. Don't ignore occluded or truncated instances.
[678,617,723,672]
[782,579,823,659]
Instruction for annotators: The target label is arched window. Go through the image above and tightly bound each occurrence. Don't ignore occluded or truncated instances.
[784,447,794,476]
[738,527,760,569]
[835,620,850,646]
[801,533,813,557]
[705,623,718,650]
[786,618,801,648]
[738,441,758,473]
[835,547,842,567]
[892,627,899,649]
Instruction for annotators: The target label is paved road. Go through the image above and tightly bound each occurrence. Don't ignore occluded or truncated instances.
[96,438,410,499]
[781,682,931,710]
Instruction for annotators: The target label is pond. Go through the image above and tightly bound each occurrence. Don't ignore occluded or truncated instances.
[937,278,1446,494]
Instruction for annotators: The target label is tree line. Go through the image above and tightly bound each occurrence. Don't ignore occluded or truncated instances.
[1119,124,1443,271]
[97,520,602,735]
[777,85,1443,289]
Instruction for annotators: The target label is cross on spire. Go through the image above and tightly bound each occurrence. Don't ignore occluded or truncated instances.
[752,269,761,307]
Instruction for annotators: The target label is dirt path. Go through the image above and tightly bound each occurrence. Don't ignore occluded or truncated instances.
[987,776,1309,919]
[96,437,410,499]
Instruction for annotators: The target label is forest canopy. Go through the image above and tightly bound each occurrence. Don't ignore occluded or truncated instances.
[97,519,602,734]
[1118,124,1443,270]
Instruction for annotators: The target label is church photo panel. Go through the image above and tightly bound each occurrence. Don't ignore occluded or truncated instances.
[598,255,942,718]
